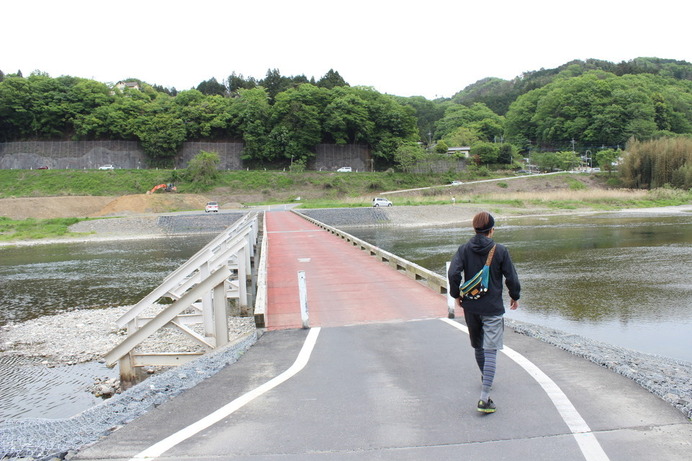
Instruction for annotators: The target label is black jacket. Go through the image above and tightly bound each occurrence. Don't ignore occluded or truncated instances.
[447,234,521,316]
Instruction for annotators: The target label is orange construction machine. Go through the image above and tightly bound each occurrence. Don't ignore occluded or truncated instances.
[147,183,177,194]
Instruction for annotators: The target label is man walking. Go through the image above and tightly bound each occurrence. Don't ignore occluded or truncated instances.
[448,211,521,413]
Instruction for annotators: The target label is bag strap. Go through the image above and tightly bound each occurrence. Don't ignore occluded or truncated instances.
[484,245,497,266]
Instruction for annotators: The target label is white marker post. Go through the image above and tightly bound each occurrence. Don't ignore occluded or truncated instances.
[446,262,455,319]
[298,271,309,329]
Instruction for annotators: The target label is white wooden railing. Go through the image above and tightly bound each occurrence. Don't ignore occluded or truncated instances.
[104,212,259,387]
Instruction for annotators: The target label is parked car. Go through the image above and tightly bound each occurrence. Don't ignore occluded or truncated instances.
[37,166,49,170]
[98,164,115,170]
[205,201,219,212]
[372,197,393,207]
[450,180,463,185]
[337,166,352,172]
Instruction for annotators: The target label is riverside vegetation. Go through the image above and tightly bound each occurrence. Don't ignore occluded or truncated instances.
[0,166,691,242]
[2,58,691,170]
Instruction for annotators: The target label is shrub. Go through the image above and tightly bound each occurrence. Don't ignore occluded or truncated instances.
[184,151,220,189]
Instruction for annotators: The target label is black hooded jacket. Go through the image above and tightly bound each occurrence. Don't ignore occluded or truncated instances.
[447,233,521,316]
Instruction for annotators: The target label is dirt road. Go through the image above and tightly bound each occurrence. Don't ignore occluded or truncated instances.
[0,194,214,220]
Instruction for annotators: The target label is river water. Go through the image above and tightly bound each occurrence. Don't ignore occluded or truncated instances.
[345,209,692,364]
[0,235,215,422]
[1,210,690,422]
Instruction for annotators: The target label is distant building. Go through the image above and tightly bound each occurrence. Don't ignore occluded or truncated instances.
[114,81,141,91]
[446,147,471,158]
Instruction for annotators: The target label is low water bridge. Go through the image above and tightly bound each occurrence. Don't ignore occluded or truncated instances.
[76,209,691,461]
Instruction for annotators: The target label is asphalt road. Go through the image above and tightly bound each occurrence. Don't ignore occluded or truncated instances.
[73,319,692,461]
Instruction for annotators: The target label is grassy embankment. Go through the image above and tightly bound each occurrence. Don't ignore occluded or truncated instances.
[0,169,690,241]
[0,217,84,241]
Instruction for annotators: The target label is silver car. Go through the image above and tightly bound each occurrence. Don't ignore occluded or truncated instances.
[372,197,392,207]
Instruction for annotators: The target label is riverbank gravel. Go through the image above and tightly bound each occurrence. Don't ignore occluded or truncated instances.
[1,206,691,460]
[506,319,692,421]
[0,331,258,461]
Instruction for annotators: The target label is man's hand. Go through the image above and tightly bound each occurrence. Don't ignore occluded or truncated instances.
[456,297,463,309]
[510,299,519,310]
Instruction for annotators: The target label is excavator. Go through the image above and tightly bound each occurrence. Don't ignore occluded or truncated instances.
[147,183,177,194]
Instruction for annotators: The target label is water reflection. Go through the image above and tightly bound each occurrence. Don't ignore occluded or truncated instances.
[346,212,692,362]
[0,234,213,422]
[0,235,214,325]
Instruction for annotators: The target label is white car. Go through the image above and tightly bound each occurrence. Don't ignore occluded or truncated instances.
[372,197,393,207]
[98,164,114,170]
[451,180,463,185]
[205,201,219,213]
[337,167,352,172]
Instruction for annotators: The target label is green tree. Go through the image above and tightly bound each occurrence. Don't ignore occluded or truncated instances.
[185,150,220,187]
[594,148,620,175]
[226,72,257,95]
[74,85,150,140]
[0,76,33,140]
[316,69,349,89]
[505,71,692,148]
[443,126,480,148]
[355,88,419,165]
[323,87,373,144]
[471,141,499,164]
[531,151,559,171]
[531,151,580,171]
[397,96,446,145]
[228,87,271,162]
[175,90,233,139]
[435,102,505,142]
[134,97,186,163]
[393,143,425,172]
[555,150,581,170]
[497,143,517,164]
[268,85,324,164]
[434,139,449,153]
[196,77,226,96]
[260,68,292,102]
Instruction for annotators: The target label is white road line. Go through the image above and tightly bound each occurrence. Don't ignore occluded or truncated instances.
[129,327,322,460]
[440,318,610,461]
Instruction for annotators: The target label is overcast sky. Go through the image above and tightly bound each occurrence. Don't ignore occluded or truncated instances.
[2,0,690,100]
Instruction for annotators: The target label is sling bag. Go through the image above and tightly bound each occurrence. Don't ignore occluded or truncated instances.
[460,245,496,300]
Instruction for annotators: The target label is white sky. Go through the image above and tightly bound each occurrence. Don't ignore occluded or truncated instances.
[2,0,690,100]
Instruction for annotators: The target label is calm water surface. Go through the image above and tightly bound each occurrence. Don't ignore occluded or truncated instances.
[347,211,692,363]
[0,235,214,325]
[0,235,214,422]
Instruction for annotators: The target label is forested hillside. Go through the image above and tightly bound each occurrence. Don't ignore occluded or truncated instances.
[1,58,691,170]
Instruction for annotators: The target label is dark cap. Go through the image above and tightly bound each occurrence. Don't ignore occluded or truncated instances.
[474,213,495,233]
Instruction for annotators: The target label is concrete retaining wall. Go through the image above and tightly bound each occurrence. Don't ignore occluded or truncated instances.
[311,144,370,172]
[0,141,372,171]
[0,140,146,170]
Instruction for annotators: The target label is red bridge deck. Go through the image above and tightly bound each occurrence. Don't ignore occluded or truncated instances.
[265,211,447,329]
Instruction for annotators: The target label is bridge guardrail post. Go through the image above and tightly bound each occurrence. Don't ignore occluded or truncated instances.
[201,261,214,336]
[298,270,309,329]
[445,262,455,319]
[214,281,228,347]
